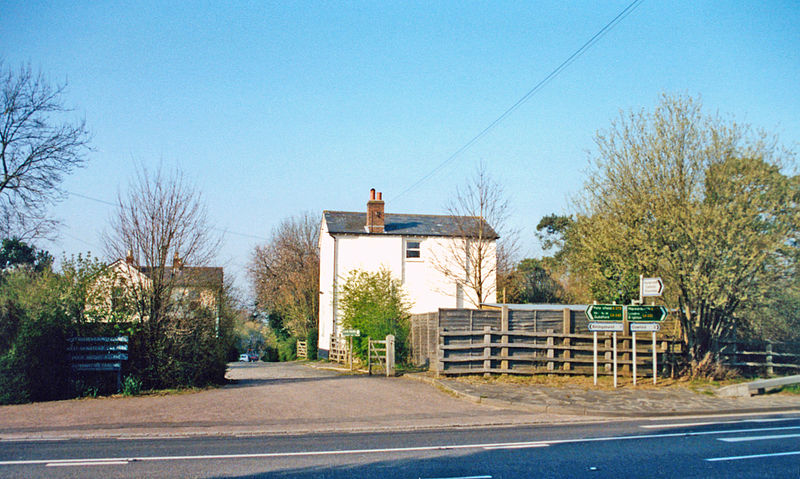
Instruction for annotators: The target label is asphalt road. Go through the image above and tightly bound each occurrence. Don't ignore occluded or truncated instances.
[2,412,799,478]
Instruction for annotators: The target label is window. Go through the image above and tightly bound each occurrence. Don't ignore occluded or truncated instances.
[405,240,421,259]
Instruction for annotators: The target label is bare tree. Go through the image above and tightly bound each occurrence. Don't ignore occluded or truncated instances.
[249,212,319,338]
[432,164,516,307]
[104,165,221,321]
[0,63,90,240]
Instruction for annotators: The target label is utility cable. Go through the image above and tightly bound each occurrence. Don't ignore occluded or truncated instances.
[389,0,645,203]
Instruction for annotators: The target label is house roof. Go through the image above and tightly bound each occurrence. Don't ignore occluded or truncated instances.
[138,266,224,288]
[323,211,499,238]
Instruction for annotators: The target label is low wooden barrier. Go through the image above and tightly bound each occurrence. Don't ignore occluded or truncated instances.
[717,339,800,375]
[329,335,349,364]
[368,335,395,377]
[437,327,680,377]
[68,336,129,391]
[296,340,308,360]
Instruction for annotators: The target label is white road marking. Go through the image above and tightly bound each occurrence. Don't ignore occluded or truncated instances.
[420,476,492,479]
[4,425,800,467]
[718,433,800,442]
[483,444,549,450]
[706,451,800,462]
[641,417,800,429]
[47,461,129,467]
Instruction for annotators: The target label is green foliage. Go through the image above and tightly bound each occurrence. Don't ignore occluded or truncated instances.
[0,238,53,273]
[277,337,297,362]
[122,375,142,396]
[306,327,318,360]
[506,258,566,304]
[568,93,800,363]
[339,268,411,362]
[0,269,73,404]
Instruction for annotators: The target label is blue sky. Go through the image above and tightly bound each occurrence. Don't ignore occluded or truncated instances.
[2,1,799,296]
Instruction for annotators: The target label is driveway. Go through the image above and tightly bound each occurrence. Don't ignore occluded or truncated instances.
[0,362,584,440]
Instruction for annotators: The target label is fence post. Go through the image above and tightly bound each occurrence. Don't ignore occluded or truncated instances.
[546,328,555,371]
[622,337,631,374]
[562,308,572,371]
[367,337,372,376]
[604,337,612,372]
[386,334,395,377]
[766,342,774,376]
[483,326,492,375]
[501,306,509,371]
[437,328,445,377]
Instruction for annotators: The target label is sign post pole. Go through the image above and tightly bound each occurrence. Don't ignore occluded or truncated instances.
[632,331,637,386]
[593,331,598,386]
[653,331,657,385]
[613,332,618,388]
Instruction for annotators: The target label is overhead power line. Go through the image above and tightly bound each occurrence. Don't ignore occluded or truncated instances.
[65,190,270,242]
[390,0,646,203]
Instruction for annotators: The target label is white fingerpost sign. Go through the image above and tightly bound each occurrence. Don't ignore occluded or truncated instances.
[641,277,664,297]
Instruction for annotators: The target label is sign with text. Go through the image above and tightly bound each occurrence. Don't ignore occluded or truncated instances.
[585,304,623,322]
[630,322,661,332]
[627,305,668,322]
[641,277,664,297]
[588,322,624,332]
[341,329,361,337]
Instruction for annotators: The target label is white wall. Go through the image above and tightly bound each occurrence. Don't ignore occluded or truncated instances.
[317,221,497,353]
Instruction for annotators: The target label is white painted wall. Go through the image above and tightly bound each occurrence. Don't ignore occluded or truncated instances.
[318,217,497,354]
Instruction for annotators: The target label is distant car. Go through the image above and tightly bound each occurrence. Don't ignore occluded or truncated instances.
[238,354,250,362]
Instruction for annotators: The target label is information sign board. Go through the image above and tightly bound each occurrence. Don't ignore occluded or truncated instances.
[342,329,361,337]
[630,323,661,332]
[641,277,664,297]
[585,304,623,322]
[588,322,624,332]
[627,305,667,322]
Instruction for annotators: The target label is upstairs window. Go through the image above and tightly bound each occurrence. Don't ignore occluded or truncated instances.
[405,240,421,259]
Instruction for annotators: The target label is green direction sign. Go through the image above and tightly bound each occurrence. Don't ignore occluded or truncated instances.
[342,329,361,337]
[585,304,623,322]
[627,305,668,322]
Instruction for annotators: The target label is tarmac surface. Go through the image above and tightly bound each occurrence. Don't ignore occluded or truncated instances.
[1,361,799,441]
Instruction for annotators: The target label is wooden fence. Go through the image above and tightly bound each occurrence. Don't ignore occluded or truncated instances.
[296,340,308,360]
[437,327,681,376]
[717,339,800,375]
[412,306,682,371]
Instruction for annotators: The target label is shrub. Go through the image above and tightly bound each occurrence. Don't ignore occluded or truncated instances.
[306,327,318,360]
[122,375,142,396]
[339,268,411,362]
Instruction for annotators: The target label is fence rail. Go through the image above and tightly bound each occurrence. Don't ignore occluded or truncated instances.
[717,339,800,375]
[437,327,680,376]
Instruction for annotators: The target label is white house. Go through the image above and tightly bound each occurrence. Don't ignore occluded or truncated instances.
[318,189,498,357]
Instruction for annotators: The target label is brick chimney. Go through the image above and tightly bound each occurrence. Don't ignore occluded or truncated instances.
[125,250,135,265]
[366,188,385,233]
[172,251,183,269]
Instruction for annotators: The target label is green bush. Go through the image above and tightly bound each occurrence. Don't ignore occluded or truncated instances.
[306,327,318,360]
[339,268,411,362]
[122,375,142,396]
[0,270,73,404]
[277,337,296,361]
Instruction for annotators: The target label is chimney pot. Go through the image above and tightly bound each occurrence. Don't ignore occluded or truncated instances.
[366,189,385,233]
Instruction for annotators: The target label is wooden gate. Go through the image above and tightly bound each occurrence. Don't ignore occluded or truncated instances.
[368,335,395,377]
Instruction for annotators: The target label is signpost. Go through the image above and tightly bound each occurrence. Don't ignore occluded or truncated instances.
[641,277,664,297]
[341,329,360,370]
[585,304,624,387]
[627,305,667,322]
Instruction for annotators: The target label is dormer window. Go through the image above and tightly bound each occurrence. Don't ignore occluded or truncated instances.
[405,239,421,259]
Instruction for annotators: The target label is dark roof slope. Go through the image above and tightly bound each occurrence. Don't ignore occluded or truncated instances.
[139,266,224,289]
[323,211,499,238]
